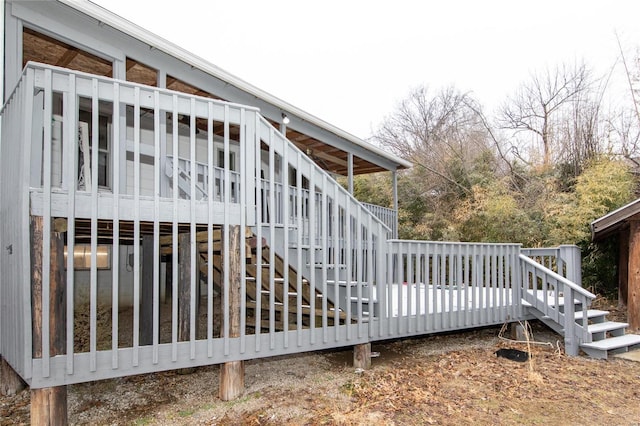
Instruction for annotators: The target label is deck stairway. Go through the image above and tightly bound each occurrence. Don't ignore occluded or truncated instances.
[525,295,640,359]
[159,227,348,333]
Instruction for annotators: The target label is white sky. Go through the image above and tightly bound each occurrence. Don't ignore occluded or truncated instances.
[92,0,640,139]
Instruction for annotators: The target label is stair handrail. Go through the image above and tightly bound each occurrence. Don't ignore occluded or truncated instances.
[253,115,391,331]
[519,254,595,355]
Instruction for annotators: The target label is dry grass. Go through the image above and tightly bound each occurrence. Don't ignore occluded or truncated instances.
[3,317,640,425]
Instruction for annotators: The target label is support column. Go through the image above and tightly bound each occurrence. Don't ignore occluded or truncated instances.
[178,233,191,343]
[353,343,371,370]
[220,225,244,400]
[628,221,640,332]
[392,170,398,239]
[347,153,354,195]
[619,230,629,307]
[30,216,67,425]
[141,235,154,346]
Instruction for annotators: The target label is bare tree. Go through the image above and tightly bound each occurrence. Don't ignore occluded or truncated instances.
[500,63,591,167]
[374,85,493,198]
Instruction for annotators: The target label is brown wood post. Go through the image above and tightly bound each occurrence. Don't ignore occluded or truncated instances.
[628,221,640,332]
[220,225,244,401]
[141,234,154,346]
[30,216,68,425]
[1,356,26,396]
[353,343,371,370]
[178,232,191,343]
[619,229,629,308]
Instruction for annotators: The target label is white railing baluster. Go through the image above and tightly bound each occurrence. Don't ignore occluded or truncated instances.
[131,86,141,367]
[189,99,197,360]
[66,74,77,374]
[42,69,53,378]
[207,102,214,357]
[153,91,161,364]
[90,78,101,371]
[111,81,120,369]
[171,94,179,363]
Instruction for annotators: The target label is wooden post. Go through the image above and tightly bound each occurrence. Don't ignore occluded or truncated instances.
[353,343,371,370]
[220,225,244,401]
[628,221,640,332]
[619,230,629,308]
[1,356,26,396]
[31,216,68,425]
[141,235,154,346]
[178,232,190,343]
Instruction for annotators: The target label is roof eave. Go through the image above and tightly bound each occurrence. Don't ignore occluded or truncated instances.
[60,0,411,171]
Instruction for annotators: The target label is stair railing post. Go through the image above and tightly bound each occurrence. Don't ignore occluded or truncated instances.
[563,286,579,356]
[559,245,581,285]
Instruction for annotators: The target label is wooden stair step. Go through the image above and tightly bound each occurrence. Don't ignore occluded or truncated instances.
[245,301,346,319]
[588,321,628,335]
[327,280,360,287]
[574,309,609,321]
[581,334,640,351]
[308,263,347,269]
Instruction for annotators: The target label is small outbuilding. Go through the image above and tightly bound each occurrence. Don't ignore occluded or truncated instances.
[591,199,640,331]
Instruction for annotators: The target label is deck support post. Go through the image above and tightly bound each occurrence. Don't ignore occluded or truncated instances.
[141,234,154,346]
[178,232,191,342]
[628,220,640,332]
[220,225,244,401]
[1,356,26,396]
[353,343,371,370]
[30,216,67,425]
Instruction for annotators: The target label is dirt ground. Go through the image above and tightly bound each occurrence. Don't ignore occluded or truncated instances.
[3,306,640,425]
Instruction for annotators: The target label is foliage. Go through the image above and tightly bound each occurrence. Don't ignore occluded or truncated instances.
[365,68,640,297]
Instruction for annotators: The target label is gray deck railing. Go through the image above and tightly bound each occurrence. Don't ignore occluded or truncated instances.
[519,254,595,355]
[521,245,582,284]
[361,202,396,238]
[2,63,561,391]
[370,240,523,341]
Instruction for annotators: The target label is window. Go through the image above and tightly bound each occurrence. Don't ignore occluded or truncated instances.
[217,149,236,171]
[78,109,112,190]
